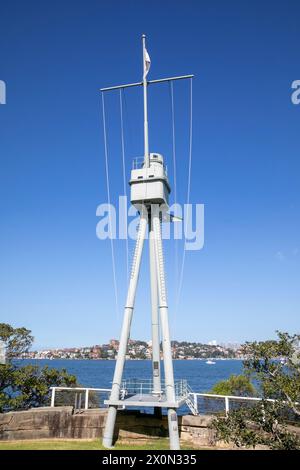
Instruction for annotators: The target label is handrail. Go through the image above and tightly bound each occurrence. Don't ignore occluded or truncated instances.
[192,393,271,401]
[49,386,113,409]
[189,392,299,416]
[49,386,299,416]
[50,386,111,392]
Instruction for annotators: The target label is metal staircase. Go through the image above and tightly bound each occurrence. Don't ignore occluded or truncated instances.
[185,384,199,416]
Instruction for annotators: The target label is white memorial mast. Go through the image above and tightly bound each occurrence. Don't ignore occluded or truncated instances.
[101,35,194,450]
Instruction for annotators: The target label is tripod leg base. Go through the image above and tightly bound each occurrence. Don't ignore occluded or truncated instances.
[167,408,180,450]
[102,405,117,448]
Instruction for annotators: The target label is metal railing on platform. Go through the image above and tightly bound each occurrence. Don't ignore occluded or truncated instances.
[50,386,112,410]
[189,393,291,416]
[120,378,189,401]
[132,156,168,173]
[49,386,298,418]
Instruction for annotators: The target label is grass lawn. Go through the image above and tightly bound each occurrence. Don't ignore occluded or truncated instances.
[0,438,203,451]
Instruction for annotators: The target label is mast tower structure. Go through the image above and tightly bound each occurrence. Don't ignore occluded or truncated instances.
[100,35,194,450]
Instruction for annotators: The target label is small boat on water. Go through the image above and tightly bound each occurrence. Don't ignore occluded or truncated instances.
[206,359,216,365]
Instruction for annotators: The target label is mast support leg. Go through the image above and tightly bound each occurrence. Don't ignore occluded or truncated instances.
[152,205,180,450]
[102,208,148,448]
[149,207,162,418]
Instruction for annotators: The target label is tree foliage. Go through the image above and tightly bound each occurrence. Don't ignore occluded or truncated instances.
[243,331,300,416]
[0,323,77,413]
[0,364,76,412]
[212,400,299,450]
[211,374,255,397]
[0,323,33,360]
[211,332,300,450]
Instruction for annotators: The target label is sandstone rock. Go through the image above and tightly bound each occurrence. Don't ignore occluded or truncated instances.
[0,407,219,447]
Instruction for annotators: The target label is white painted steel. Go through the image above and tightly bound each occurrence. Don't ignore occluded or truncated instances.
[189,392,299,415]
[142,34,150,168]
[102,208,148,448]
[50,388,55,407]
[99,35,194,451]
[149,212,161,394]
[49,386,111,408]
[85,389,89,410]
[152,204,180,450]
[100,75,194,92]
[130,153,170,206]
[50,387,298,419]
[225,396,229,416]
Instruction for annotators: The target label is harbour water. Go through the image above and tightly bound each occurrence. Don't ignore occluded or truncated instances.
[16,359,243,392]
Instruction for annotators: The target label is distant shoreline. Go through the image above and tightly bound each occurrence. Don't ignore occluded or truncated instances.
[16,357,244,361]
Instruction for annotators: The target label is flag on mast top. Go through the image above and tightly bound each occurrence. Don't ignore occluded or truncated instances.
[144,48,151,78]
[143,34,151,79]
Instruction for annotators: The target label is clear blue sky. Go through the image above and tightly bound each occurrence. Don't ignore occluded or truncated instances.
[0,0,299,349]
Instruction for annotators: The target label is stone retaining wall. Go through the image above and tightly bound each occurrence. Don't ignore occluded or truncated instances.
[0,407,217,446]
